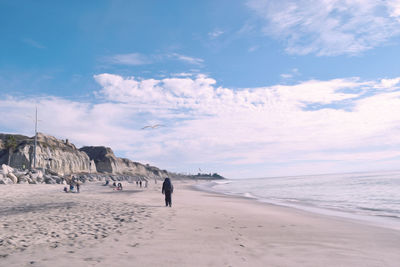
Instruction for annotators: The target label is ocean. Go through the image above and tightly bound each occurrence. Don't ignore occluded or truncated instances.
[197,171,400,230]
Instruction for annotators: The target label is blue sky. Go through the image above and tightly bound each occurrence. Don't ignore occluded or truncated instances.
[1,0,400,178]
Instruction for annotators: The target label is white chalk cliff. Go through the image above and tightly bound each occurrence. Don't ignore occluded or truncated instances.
[0,133,94,176]
[0,133,168,179]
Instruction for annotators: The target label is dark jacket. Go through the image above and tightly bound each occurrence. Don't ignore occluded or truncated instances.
[162,178,174,194]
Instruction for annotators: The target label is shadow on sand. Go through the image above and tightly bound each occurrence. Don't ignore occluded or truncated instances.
[100,189,143,195]
[0,202,77,216]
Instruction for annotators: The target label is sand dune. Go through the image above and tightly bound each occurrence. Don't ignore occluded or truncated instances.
[1,181,399,266]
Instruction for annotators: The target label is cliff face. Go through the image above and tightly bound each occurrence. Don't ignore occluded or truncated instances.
[80,146,168,178]
[79,146,116,173]
[0,133,169,179]
[0,133,96,176]
[0,134,30,161]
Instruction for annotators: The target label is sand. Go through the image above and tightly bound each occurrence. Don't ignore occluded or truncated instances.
[1,180,399,267]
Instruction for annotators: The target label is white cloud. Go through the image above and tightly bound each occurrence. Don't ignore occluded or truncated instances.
[172,72,193,77]
[2,73,400,177]
[388,0,400,19]
[237,22,256,35]
[377,77,400,89]
[104,53,150,65]
[280,68,300,80]
[248,45,259,52]
[209,29,224,39]
[280,73,293,79]
[21,38,46,49]
[169,53,204,65]
[246,0,400,56]
[93,73,400,167]
[102,52,204,67]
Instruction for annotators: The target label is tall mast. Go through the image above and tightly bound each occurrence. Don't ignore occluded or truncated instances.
[33,107,38,169]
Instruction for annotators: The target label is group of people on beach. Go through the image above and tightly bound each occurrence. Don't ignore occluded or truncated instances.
[113,181,123,190]
[106,177,174,207]
[102,180,123,190]
[63,176,80,193]
[135,179,148,188]
[63,175,174,207]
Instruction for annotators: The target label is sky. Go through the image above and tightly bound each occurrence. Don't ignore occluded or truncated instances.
[1,0,400,178]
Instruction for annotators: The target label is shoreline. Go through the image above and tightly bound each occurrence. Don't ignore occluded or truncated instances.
[195,180,400,232]
[1,180,400,266]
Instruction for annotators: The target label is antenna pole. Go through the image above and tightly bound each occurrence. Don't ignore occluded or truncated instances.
[33,107,38,169]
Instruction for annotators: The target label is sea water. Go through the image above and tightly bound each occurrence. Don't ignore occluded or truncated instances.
[197,171,400,230]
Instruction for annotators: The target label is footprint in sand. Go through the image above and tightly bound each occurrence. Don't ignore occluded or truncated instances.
[83,257,103,263]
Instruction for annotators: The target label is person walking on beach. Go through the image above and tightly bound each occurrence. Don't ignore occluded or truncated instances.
[76,181,80,193]
[162,177,174,207]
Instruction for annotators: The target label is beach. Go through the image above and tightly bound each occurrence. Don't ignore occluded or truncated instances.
[1,180,400,267]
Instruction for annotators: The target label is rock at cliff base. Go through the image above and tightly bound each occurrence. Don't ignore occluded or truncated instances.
[2,164,13,176]
[44,176,56,184]
[7,172,18,184]
[18,175,31,184]
[14,170,27,178]
[0,177,13,184]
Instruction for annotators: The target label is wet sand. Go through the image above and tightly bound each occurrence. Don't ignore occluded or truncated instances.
[1,180,400,266]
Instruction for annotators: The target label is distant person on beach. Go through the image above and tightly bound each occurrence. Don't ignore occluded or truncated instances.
[69,183,74,192]
[76,182,80,193]
[113,181,116,187]
[117,182,123,190]
[162,177,174,207]
[139,180,142,188]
